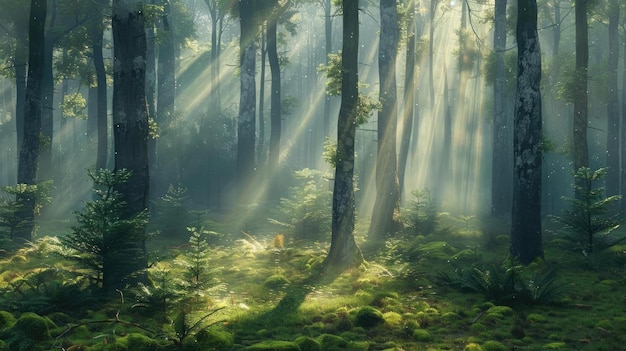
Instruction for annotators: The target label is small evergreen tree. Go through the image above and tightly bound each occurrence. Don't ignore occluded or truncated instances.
[551,167,624,256]
[401,189,439,236]
[153,184,191,239]
[61,169,149,291]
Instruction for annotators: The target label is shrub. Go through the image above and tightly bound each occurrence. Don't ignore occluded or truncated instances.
[354,306,384,328]
[152,184,191,239]
[400,189,439,236]
[550,167,625,257]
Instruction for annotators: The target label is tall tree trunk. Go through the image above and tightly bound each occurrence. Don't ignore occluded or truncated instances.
[237,0,257,204]
[14,0,47,243]
[111,0,149,286]
[511,0,543,265]
[93,27,108,172]
[573,0,589,191]
[428,0,437,105]
[259,26,267,163]
[14,33,27,152]
[491,0,510,217]
[39,0,57,182]
[324,0,363,270]
[605,0,619,199]
[622,11,626,212]
[268,13,281,190]
[157,0,177,189]
[323,0,332,138]
[398,0,418,202]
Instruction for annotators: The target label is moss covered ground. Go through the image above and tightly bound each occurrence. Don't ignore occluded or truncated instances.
[1,213,625,351]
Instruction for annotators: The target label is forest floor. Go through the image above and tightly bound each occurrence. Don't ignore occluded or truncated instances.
[1,211,626,351]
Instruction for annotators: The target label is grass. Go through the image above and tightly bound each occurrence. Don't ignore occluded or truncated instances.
[1,213,626,350]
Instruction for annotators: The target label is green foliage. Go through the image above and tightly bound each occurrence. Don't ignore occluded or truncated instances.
[245,340,301,350]
[443,258,566,306]
[60,92,87,120]
[400,189,439,236]
[0,181,53,242]
[453,28,481,72]
[550,167,624,256]
[318,51,381,125]
[0,311,15,332]
[152,184,191,239]
[271,169,332,241]
[61,169,149,290]
[177,227,217,292]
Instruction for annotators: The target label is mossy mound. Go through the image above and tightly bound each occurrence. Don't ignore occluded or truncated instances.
[0,311,15,332]
[412,328,432,342]
[412,241,459,260]
[245,340,301,350]
[482,340,508,351]
[6,312,56,351]
[464,342,483,351]
[195,328,234,350]
[318,333,348,350]
[354,306,384,328]
[294,335,321,351]
[125,333,160,351]
[264,274,291,289]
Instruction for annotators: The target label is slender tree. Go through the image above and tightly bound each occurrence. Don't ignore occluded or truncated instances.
[573,0,589,192]
[267,1,282,183]
[510,0,543,265]
[14,0,47,243]
[237,0,258,204]
[605,0,619,199]
[111,0,150,282]
[491,0,510,217]
[369,0,400,240]
[323,0,363,270]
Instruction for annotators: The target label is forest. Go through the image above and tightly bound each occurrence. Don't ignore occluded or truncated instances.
[1,0,626,350]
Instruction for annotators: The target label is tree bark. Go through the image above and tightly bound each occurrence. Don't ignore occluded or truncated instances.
[237,0,258,204]
[398,0,418,202]
[573,0,589,192]
[111,0,150,282]
[268,12,281,186]
[605,0,619,199]
[324,0,363,270]
[510,0,543,265]
[14,0,47,243]
[491,0,511,217]
[368,0,400,241]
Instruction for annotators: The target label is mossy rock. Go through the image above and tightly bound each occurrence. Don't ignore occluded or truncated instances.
[0,340,6,351]
[354,306,384,328]
[464,343,483,351]
[347,340,369,351]
[11,312,55,341]
[596,319,613,330]
[482,340,507,351]
[264,274,290,289]
[486,305,513,316]
[196,328,234,350]
[412,329,432,342]
[294,335,321,351]
[245,340,301,351]
[0,311,15,331]
[383,311,403,326]
[125,333,159,351]
[318,333,348,350]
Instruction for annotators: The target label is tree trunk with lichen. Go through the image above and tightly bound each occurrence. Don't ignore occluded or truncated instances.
[111,0,150,285]
[510,0,543,265]
[324,0,363,270]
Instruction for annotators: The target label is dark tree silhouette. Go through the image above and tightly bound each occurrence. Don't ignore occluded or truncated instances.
[14,0,47,243]
[510,0,544,265]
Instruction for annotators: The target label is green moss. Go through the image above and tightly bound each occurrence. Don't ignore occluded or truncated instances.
[464,343,483,351]
[543,342,566,349]
[11,312,54,341]
[486,305,513,316]
[383,311,403,326]
[195,328,234,350]
[354,306,384,328]
[470,323,487,333]
[347,340,369,350]
[412,329,432,342]
[482,340,507,351]
[264,274,290,289]
[318,334,348,350]
[596,319,613,330]
[0,311,15,331]
[527,313,547,323]
[245,340,300,351]
[125,333,159,351]
[294,336,321,351]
